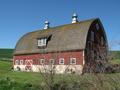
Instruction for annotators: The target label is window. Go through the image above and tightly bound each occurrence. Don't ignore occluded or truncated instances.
[70,58,76,64]
[20,60,24,65]
[15,60,19,65]
[50,59,55,64]
[40,59,45,64]
[91,50,94,59]
[91,31,94,41]
[37,38,47,47]
[101,37,104,45]
[59,58,64,65]
[87,41,93,51]
[96,23,99,30]
[25,60,33,65]
[96,52,99,60]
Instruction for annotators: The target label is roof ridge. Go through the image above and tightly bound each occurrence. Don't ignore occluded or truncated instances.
[28,18,98,34]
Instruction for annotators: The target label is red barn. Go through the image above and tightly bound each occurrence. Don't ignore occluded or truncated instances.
[13,14,108,74]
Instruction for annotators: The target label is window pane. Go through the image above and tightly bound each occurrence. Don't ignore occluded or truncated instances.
[20,60,23,65]
[96,23,99,30]
[15,60,19,65]
[59,58,64,65]
[38,39,42,46]
[50,59,54,64]
[43,38,46,45]
[40,59,45,64]
[37,38,47,47]
[91,31,94,41]
[101,37,104,45]
[70,58,76,64]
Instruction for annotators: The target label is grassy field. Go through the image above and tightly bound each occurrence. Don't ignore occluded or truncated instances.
[0,60,43,84]
[110,59,120,64]
[110,51,120,59]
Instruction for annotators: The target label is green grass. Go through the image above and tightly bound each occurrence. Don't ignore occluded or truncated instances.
[110,51,120,59]
[110,59,120,64]
[0,60,11,71]
[0,60,43,85]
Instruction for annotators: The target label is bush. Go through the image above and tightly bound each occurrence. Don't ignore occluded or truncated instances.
[0,77,43,90]
[0,74,120,90]
[0,77,18,90]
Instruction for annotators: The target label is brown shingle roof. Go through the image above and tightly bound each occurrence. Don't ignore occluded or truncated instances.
[14,18,98,55]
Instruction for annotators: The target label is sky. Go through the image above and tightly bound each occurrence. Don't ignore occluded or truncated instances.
[0,0,120,50]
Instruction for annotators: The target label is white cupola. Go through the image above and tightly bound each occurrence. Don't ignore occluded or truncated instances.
[44,20,50,29]
[72,13,78,23]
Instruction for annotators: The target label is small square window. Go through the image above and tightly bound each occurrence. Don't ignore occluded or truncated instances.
[20,60,23,65]
[59,58,64,65]
[70,58,76,65]
[50,59,55,64]
[15,60,19,65]
[40,59,45,64]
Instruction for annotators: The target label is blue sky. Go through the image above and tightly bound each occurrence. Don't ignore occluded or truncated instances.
[0,0,120,50]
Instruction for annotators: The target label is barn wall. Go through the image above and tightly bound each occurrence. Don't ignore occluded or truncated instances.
[14,51,84,65]
[13,50,84,74]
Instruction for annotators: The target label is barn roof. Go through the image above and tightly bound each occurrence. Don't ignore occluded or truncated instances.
[14,18,100,55]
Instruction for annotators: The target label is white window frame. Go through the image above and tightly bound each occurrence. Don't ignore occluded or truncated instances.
[50,59,55,64]
[40,59,45,64]
[37,38,47,47]
[59,58,64,65]
[70,58,76,65]
[15,60,19,65]
[20,60,24,65]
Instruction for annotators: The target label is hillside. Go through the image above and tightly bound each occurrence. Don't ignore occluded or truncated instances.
[0,48,13,59]
[110,51,120,59]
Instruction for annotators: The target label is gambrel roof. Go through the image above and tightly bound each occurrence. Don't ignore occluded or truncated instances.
[14,18,105,55]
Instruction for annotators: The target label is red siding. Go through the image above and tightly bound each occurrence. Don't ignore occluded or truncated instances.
[14,50,84,65]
